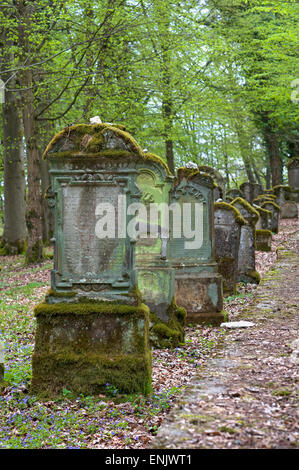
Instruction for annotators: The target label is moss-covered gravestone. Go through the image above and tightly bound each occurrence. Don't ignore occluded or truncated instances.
[231,198,260,284]
[254,205,272,231]
[214,202,246,295]
[198,165,226,201]
[273,185,298,219]
[287,158,299,202]
[255,229,272,252]
[134,154,186,348]
[240,182,254,204]
[31,123,153,397]
[226,188,242,200]
[169,168,223,325]
[260,201,280,234]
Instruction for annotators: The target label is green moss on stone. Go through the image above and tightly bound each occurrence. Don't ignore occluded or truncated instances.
[260,201,281,211]
[214,202,246,225]
[34,302,149,319]
[149,298,186,349]
[231,197,260,220]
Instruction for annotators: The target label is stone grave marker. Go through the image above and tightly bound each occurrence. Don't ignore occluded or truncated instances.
[197,165,226,201]
[169,168,224,325]
[31,123,153,397]
[260,201,280,234]
[214,202,246,295]
[287,157,299,202]
[231,197,260,284]
[255,229,272,252]
[135,154,186,348]
[273,185,298,219]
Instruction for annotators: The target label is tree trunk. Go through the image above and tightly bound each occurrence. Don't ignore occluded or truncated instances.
[260,113,282,187]
[22,69,43,263]
[2,84,27,254]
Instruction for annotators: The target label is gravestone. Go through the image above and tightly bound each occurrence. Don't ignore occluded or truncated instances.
[169,168,224,325]
[252,183,264,200]
[287,157,299,202]
[214,202,246,295]
[226,188,242,200]
[255,229,272,252]
[253,194,276,206]
[197,165,226,200]
[239,182,254,203]
[260,201,280,234]
[273,185,298,219]
[254,205,272,231]
[31,123,153,397]
[231,198,260,284]
[135,154,186,348]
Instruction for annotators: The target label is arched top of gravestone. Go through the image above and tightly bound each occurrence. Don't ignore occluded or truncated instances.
[286,157,299,169]
[176,167,215,189]
[197,165,225,187]
[272,184,291,193]
[43,122,171,175]
[214,202,246,225]
[260,201,281,212]
[254,205,272,216]
[231,197,260,224]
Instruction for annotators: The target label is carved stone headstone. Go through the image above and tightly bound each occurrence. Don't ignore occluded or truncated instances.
[226,188,242,200]
[287,157,299,202]
[260,201,280,234]
[197,165,226,201]
[273,185,298,219]
[255,229,272,252]
[214,202,246,295]
[169,169,224,325]
[31,123,153,397]
[231,198,260,284]
[239,182,254,204]
[254,205,272,231]
[135,154,186,348]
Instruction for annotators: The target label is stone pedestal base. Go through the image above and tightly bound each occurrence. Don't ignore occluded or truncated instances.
[31,302,152,398]
[175,272,224,325]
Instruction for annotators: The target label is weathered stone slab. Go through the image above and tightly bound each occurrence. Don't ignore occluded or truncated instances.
[255,229,272,252]
[32,123,155,396]
[260,201,280,234]
[169,169,224,325]
[231,197,260,284]
[287,157,299,189]
[226,188,242,200]
[135,155,186,348]
[197,165,226,200]
[254,205,272,231]
[31,303,151,397]
[214,202,246,295]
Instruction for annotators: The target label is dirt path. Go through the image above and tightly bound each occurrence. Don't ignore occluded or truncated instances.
[152,231,299,449]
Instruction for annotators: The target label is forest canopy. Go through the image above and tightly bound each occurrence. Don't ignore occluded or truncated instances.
[0,0,298,261]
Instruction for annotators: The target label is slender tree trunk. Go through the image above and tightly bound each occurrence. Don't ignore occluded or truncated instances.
[22,69,43,263]
[261,114,282,186]
[266,163,271,189]
[2,84,26,253]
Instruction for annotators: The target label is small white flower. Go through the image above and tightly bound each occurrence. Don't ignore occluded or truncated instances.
[90,116,102,124]
[186,161,198,169]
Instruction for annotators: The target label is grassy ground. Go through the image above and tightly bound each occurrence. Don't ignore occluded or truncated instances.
[0,255,228,449]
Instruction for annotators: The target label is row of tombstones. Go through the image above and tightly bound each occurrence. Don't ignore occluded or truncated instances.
[1,124,298,395]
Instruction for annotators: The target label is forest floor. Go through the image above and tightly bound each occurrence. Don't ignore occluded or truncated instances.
[0,216,298,449]
[153,223,299,449]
